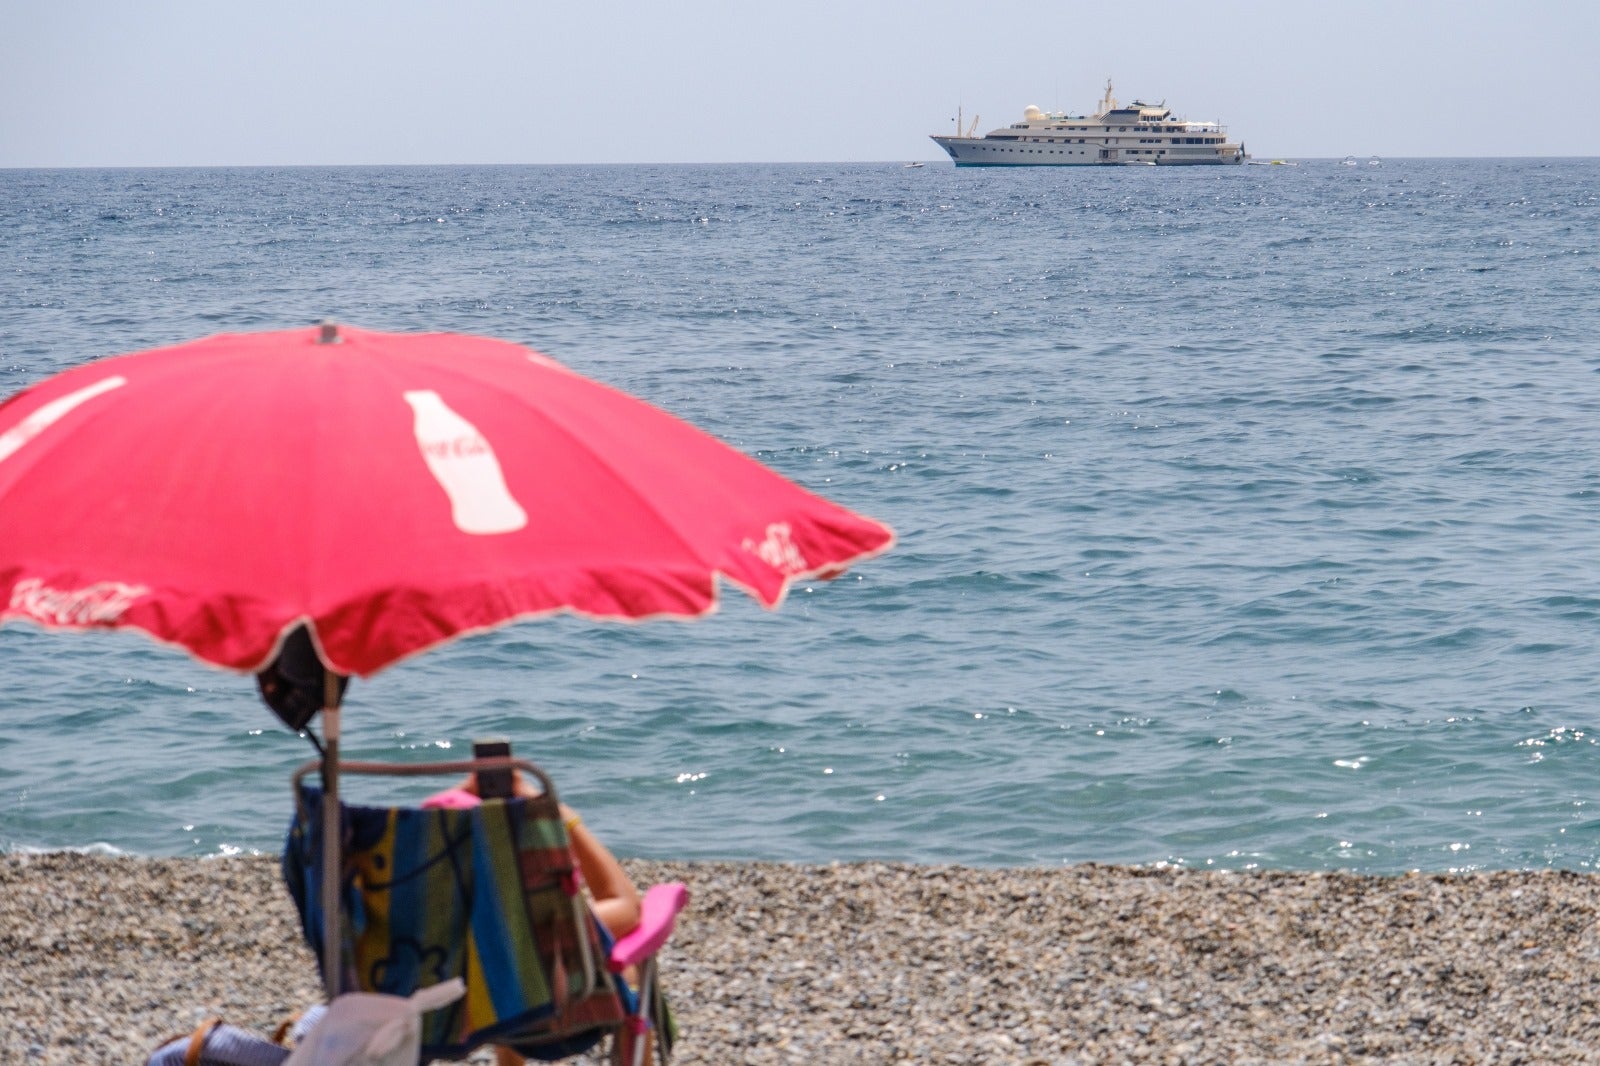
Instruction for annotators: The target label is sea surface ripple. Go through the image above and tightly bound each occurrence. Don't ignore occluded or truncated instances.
[3,159,1599,872]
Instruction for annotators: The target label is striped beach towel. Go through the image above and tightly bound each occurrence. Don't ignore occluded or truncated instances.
[283,787,628,1062]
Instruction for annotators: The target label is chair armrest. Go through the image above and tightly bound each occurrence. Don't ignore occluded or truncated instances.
[608,882,689,972]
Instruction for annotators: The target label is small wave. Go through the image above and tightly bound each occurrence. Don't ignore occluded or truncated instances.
[5,841,129,857]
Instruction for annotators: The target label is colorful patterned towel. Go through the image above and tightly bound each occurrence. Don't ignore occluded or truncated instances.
[283,786,629,1062]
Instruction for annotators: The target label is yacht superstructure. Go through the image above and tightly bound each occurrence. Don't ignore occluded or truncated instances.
[932,80,1245,167]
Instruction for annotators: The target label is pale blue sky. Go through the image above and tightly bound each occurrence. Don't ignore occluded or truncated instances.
[3,0,1597,166]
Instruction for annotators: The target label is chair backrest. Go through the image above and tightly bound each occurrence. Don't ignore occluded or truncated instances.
[283,784,628,1063]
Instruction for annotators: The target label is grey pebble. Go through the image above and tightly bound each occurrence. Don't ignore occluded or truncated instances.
[5,854,1600,1063]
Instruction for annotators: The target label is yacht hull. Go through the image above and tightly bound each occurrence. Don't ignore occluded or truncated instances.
[932,136,1245,167]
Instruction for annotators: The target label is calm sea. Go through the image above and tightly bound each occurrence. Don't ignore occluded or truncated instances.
[2,159,1598,873]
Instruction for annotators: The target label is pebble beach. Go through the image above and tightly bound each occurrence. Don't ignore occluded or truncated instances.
[7,854,1600,1064]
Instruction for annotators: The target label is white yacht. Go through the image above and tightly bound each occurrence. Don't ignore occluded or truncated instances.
[932,80,1246,167]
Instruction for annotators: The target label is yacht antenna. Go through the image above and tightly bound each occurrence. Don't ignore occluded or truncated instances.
[1098,77,1116,117]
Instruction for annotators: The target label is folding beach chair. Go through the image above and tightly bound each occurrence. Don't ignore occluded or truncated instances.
[281,757,685,1065]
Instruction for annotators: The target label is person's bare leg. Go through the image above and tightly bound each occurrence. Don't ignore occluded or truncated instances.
[562,806,641,937]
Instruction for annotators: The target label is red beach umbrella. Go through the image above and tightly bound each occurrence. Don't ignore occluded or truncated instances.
[0,323,893,674]
[0,322,894,994]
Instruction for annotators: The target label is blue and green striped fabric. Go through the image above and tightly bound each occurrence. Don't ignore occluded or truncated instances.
[283,786,629,1062]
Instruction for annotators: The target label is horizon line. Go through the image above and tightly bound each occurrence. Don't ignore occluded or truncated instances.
[5,154,1600,171]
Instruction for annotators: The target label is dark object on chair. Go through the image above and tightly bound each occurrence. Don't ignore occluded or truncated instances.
[256,625,346,732]
[473,737,514,799]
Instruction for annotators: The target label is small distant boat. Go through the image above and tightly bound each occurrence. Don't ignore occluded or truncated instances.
[1367,157,1382,166]
[1247,159,1297,166]
[903,162,925,168]
[1340,156,1359,166]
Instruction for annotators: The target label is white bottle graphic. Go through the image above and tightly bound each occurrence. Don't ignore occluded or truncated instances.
[403,390,528,535]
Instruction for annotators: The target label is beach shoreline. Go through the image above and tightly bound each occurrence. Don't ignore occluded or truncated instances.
[6,852,1600,1064]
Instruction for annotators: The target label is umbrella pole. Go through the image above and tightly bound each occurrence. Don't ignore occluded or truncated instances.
[319,675,345,999]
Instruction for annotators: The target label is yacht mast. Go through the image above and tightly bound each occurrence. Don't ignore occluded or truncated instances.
[1097,77,1117,117]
